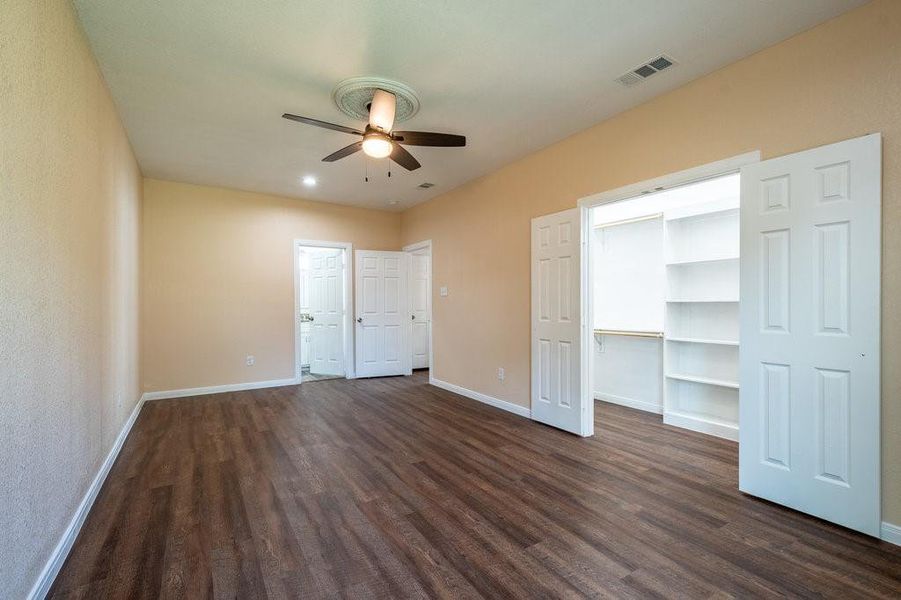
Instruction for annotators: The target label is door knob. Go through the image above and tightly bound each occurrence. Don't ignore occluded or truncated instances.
[356,317,363,323]
[412,314,416,320]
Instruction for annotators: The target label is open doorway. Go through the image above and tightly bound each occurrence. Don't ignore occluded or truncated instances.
[295,240,352,383]
[588,171,742,440]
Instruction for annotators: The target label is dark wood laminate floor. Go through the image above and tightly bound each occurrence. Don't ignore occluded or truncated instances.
[49,371,901,599]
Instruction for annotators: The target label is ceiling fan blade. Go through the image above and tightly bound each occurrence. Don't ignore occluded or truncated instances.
[282,113,363,136]
[322,141,363,162]
[390,144,421,171]
[368,90,396,132]
[392,131,466,147]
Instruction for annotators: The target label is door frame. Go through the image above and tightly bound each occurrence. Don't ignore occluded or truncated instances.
[293,239,355,382]
[403,239,432,375]
[576,151,760,426]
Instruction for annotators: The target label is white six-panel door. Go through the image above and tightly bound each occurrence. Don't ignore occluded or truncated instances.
[309,249,345,377]
[410,248,431,369]
[355,250,412,378]
[739,134,881,536]
[531,208,587,435]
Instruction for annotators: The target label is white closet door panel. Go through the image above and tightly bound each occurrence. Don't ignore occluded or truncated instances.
[739,134,881,536]
[355,250,412,378]
[531,208,587,435]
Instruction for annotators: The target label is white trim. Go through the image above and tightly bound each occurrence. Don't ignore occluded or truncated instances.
[579,152,760,442]
[293,239,355,381]
[663,410,739,441]
[430,377,531,418]
[594,392,663,415]
[881,521,901,546]
[403,239,433,373]
[27,394,146,600]
[578,151,761,209]
[579,205,594,436]
[402,239,431,253]
[142,377,298,401]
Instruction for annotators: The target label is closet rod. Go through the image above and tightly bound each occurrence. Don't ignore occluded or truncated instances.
[594,329,663,338]
[593,212,663,229]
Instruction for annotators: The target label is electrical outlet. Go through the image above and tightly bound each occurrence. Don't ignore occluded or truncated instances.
[497,367,505,381]
[246,355,255,366]
[440,286,448,297]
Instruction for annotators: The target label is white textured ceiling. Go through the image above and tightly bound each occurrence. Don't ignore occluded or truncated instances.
[73,0,865,211]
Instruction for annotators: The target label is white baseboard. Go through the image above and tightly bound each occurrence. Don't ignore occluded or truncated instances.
[429,377,531,418]
[882,521,901,546]
[27,394,146,600]
[595,392,663,415]
[142,377,299,401]
[663,410,739,441]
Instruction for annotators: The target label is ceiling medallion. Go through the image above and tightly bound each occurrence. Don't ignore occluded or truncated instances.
[332,76,421,123]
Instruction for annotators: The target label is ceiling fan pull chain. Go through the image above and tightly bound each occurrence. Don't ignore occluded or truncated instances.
[365,159,369,183]
[388,159,392,178]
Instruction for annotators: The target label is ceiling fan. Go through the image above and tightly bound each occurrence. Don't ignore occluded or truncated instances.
[282,90,465,172]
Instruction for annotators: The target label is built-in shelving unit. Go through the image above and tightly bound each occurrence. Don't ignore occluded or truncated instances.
[663,195,740,441]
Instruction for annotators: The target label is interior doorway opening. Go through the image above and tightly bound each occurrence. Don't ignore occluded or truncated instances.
[589,172,741,440]
[295,241,352,383]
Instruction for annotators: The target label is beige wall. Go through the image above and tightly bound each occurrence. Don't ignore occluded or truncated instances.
[142,179,401,392]
[401,0,901,524]
[0,1,143,598]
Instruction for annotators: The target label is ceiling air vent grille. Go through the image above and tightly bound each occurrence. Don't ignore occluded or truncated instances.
[616,54,677,87]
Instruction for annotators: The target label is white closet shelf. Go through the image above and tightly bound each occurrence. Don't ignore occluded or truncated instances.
[665,337,739,346]
[666,373,740,389]
[665,255,739,266]
[665,298,739,303]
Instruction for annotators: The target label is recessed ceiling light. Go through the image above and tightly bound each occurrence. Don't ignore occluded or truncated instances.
[301,175,317,187]
[387,200,399,205]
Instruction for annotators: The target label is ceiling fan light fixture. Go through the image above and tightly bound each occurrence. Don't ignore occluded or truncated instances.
[362,133,393,158]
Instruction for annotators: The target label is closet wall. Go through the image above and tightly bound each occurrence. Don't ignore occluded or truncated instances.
[593,216,664,413]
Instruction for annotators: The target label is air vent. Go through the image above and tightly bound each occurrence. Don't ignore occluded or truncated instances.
[616,54,677,86]
[616,72,644,87]
[417,182,435,189]
[648,56,673,71]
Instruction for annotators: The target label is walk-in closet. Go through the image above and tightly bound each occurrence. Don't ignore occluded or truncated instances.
[592,173,740,440]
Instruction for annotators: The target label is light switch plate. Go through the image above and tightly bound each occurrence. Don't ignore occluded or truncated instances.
[440,286,448,297]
